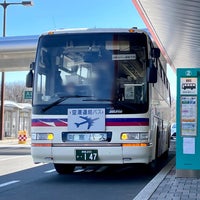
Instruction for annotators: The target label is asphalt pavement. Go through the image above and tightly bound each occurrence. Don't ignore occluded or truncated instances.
[1,138,198,200]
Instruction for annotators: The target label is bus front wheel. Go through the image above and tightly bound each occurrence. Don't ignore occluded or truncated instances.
[54,164,75,174]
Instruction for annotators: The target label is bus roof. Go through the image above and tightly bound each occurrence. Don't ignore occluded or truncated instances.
[41,28,148,36]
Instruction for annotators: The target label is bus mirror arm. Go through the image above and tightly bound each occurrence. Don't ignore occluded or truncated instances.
[147,59,157,83]
[26,62,35,88]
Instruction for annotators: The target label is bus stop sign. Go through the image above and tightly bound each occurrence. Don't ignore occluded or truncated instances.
[24,91,32,99]
[176,68,200,177]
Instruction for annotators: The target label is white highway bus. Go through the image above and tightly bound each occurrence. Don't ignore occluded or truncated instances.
[26,28,171,174]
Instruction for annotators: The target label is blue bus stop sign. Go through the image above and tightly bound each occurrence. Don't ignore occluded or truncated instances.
[176,68,200,177]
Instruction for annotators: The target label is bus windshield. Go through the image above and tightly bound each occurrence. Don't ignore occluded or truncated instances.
[33,32,148,114]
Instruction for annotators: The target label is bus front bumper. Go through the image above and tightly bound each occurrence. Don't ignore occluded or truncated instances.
[31,143,153,165]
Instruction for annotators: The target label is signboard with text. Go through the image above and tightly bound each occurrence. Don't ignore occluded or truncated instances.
[181,77,197,95]
[181,96,197,136]
[24,91,32,99]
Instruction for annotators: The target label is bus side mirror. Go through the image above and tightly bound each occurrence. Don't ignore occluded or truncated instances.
[147,60,157,83]
[26,62,34,88]
[151,48,160,59]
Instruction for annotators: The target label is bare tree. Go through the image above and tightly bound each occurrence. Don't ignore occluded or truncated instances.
[4,81,30,103]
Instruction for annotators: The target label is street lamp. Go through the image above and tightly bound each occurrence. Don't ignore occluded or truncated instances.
[0,0,33,140]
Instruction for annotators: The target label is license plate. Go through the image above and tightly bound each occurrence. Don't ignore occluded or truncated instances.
[76,150,98,161]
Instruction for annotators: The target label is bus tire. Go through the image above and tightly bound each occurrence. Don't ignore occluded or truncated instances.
[150,127,160,171]
[147,159,157,172]
[162,149,169,159]
[54,164,75,174]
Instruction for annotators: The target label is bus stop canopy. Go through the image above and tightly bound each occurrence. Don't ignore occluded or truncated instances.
[1,0,200,72]
[0,35,38,71]
[132,0,200,71]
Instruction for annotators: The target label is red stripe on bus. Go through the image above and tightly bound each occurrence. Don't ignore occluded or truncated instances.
[32,143,52,147]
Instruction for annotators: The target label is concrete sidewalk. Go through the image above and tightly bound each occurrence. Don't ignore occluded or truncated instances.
[134,157,200,200]
[149,164,200,200]
[134,140,200,200]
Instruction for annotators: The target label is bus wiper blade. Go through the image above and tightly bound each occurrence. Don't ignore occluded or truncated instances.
[42,96,68,112]
[42,95,92,112]
[83,98,111,102]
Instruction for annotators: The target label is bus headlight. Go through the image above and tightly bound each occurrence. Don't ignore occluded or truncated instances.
[121,132,148,140]
[32,133,54,140]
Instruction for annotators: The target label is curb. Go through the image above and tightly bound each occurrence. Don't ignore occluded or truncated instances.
[133,157,175,200]
[0,138,31,146]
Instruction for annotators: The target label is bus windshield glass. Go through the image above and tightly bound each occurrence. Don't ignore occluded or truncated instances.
[33,32,148,114]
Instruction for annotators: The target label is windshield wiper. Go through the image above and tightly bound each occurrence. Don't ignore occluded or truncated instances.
[42,95,91,112]
[83,98,112,102]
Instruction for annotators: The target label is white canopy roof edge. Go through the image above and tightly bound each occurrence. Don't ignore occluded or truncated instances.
[132,0,200,71]
[0,35,38,71]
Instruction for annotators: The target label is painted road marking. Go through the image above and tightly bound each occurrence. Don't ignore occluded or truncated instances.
[0,180,20,188]
[95,166,108,172]
[74,168,85,173]
[44,166,109,173]
[44,169,56,173]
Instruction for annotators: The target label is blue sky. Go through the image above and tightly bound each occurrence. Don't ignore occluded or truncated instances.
[1,0,176,96]
[0,0,146,83]
[1,0,145,36]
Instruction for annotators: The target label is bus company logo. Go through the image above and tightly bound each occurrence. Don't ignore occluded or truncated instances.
[75,116,99,129]
[185,70,192,76]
